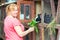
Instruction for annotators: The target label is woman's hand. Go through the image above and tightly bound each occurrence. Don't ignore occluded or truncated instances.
[28,27,34,32]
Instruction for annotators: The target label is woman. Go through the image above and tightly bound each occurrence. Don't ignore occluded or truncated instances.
[4,4,34,40]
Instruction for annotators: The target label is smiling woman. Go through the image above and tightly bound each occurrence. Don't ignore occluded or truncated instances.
[6,4,18,17]
[4,3,34,40]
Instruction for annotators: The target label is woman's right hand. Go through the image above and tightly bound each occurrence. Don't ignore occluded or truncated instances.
[28,27,34,32]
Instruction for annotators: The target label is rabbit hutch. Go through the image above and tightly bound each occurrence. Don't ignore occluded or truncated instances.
[0,0,60,40]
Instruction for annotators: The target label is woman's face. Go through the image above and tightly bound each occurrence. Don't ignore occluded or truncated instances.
[10,6,18,17]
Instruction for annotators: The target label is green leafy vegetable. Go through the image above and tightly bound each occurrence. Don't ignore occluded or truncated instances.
[28,19,39,34]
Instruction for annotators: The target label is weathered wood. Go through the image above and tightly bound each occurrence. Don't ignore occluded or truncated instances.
[38,23,44,40]
[40,0,44,40]
[32,31,36,40]
[56,0,60,24]
[49,0,56,40]
[50,0,56,18]
[56,0,60,40]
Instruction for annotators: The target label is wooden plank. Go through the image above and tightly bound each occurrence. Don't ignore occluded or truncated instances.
[56,0,60,40]
[56,0,60,24]
[50,0,56,18]
[50,0,56,40]
[38,23,44,40]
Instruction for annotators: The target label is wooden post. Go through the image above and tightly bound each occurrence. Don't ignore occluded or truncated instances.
[38,23,44,40]
[32,31,36,40]
[56,0,60,40]
[39,0,44,40]
[56,0,60,24]
[50,0,56,18]
[50,0,56,40]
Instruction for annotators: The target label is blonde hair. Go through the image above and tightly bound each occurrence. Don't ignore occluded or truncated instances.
[6,3,18,16]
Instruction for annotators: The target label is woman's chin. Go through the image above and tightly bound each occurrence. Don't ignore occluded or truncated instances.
[13,15,17,18]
